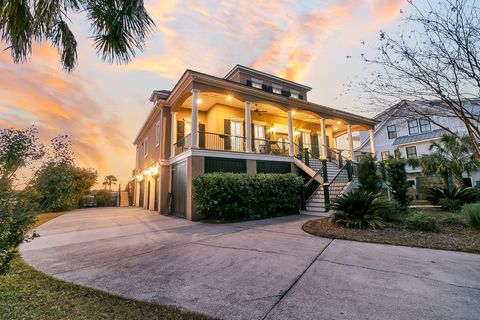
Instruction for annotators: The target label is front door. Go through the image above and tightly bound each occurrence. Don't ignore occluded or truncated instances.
[230,120,243,152]
[146,180,151,210]
[154,176,159,211]
[138,181,144,208]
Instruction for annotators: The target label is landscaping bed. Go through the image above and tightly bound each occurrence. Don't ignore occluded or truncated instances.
[303,209,480,253]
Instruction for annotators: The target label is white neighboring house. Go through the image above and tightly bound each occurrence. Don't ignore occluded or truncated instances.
[356,100,480,190]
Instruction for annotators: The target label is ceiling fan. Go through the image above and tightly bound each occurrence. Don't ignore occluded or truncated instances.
[253,108,267,116]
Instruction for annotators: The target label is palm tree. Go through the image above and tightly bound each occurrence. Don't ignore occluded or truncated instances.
[420,135,479,190]
[104,175,117,191]
[0,0,154,71]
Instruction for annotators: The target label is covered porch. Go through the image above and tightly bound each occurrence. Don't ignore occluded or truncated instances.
[169,89,377,162]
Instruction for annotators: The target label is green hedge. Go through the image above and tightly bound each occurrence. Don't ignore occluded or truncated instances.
[193,173,304,220]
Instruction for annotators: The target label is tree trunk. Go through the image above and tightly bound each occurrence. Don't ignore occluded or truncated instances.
[452,172,465,190]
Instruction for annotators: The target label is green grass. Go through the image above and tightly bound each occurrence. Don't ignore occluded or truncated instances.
[0,213,215,320]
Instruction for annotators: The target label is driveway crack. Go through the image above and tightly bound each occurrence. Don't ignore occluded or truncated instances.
[318,259,480,291]
[261,238,335,320]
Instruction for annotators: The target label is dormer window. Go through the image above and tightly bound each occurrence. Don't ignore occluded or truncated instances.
[290,90,299,99]
[272,84,282,94]
[251,78,263,89]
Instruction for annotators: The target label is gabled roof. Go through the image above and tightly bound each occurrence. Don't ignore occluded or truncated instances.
[224,64,312,91]
[392,129,446,146]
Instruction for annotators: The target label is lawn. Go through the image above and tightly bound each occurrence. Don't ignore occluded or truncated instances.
[303,208,480,253]
[0,213,215,320]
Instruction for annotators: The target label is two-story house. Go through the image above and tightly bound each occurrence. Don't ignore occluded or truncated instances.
[356,100,480,190]
[132,65,378,220]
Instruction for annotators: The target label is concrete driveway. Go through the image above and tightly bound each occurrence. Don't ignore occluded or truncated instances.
[21,207,480,320]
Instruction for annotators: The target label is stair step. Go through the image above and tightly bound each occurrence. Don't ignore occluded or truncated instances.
[305,206,326,212]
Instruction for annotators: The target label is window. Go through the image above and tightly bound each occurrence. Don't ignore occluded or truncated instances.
[254,124,265,152]
[394,148,401,158]
[381,151,390,161]
[419,118,431,133]
[408,120,420,135]
[290,90,299,99]
[272,85,282,94]
[387,125,397,139]
[230,120,243,151]
[143,137,148,157]
[155,121,160,146]
[406,146,417,159]
[251,78,262,89]
[301,132,311,150]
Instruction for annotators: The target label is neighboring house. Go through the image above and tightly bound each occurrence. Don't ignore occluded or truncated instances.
[132,65,377,220]
[356,100,480,190]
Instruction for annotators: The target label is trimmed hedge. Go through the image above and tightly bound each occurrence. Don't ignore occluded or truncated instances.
[193,173,304,220]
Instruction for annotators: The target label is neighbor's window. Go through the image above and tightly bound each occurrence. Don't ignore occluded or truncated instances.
[419,118,431,133]
[406,146,417,159]
[408,120,420,135]
[387,125,397,139]
[394,148,401,158]
[155,121,160,146]
[381,151,390,161]
[143,137,148,157]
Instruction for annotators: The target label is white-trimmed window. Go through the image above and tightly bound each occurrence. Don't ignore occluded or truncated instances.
[143,137,148,157]
[155,121,160,146]
[406,146,417,159]
[290,90,299,99]
[272,84,282,94]
[251,78,263,89]
[381,151,390,161]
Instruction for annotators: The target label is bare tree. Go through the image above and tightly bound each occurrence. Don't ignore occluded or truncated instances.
[363,0,480,159]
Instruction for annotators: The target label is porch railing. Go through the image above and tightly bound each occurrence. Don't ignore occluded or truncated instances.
[253,138,290,156]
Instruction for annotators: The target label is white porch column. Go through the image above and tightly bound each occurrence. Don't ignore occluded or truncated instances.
[320,118,327,159]
[191,89,199,148]
[287,110,295,156]
[347,123,354,160]
[369,129,376,158]
[245,101,252,153]
[170,111,177,156]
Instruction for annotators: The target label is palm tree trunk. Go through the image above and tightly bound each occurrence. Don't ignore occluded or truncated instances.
[452,172,465,190]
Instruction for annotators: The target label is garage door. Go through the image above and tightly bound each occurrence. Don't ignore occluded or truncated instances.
[172,160,187,218]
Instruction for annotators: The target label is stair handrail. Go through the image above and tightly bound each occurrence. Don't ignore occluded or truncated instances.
[323,160,354,211]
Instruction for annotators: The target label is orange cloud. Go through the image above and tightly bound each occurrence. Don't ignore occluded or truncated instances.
[369,0,404,21]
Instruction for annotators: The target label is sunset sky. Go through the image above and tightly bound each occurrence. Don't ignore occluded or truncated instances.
[0,0,410,187]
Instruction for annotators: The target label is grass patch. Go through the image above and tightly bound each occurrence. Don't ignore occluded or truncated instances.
[0,259,214,320]
[32,212,65,229]
[303,208,480,253]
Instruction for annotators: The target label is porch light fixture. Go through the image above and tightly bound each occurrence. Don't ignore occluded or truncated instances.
[136,174,143,180]
[227,95,232,101]
[334,126,339,131]
[149,166,157,175]
[291,111,296,115]
[337,121,342,125]
[197,98,202,104]
[294,130,300,136]
[270,127,277,133]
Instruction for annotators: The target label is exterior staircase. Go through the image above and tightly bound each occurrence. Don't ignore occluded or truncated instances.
[296,152,355,217]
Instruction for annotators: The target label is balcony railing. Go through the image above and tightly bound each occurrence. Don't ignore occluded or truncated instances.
[172,132,296,157]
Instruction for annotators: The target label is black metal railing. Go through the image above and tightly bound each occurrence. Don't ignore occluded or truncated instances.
[253,138,290,156]
[173,133,191,156]
[323,160,353,211]
[201,131,246,152]
[303,160,326,202]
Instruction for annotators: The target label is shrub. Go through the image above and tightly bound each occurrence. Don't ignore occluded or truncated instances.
[439,197,462,211]
[357,154,382,194]
[424,187,480,206]
[193,173,304,220]
[330,190,391,229]
[385,158,410,207]
[94,190,114,207]
[406,212,439,232]
[376,200,404,222]
[462,203,480,230]
[441,213,465,226]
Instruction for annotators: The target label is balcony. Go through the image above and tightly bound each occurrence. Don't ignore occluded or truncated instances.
[173,131,297,157]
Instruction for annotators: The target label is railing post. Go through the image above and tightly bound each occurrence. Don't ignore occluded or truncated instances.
[323,184,330,212]
[347,160,353,181]
[322,159,328,182]
[338,150,343,168]
[300,185,306,211]
[304,148,310,167]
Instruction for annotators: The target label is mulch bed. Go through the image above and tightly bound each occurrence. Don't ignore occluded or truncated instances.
[303,218,480,253]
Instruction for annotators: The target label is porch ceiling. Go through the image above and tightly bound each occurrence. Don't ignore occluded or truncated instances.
[179,92,355,131]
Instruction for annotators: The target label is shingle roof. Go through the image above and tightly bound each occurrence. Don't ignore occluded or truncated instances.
[392,129,447,146]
